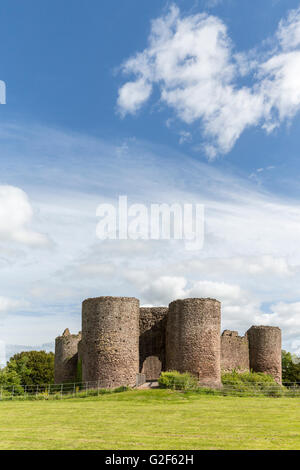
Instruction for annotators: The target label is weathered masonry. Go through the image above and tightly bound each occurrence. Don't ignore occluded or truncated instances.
[54,329,81,384]
[55,296,282,387]
[166,298,221,388]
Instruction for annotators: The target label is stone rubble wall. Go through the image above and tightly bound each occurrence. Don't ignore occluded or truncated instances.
[54,329,81,384]
[221,330,250,372]
[139,307,168,380]
[54,297,283,387]
[166,298,222,388]
[81,296,140,388]
[247,325,282,383]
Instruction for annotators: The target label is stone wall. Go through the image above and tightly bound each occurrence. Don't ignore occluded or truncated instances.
[81,296,140,388]
[139,307,168,380]
[54,329,81,384]
[54,296,283,388]
[247,325,282,383]
[221,330,250,372]
[166,298,221,388]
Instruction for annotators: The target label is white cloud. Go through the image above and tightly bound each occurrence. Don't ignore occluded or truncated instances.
[117,79,152,116]
[0,296,28,314]
[0,312,80,345]
[247,256,292,276]
[0,186,50,247]
[76,263,116,277]
[179,130,192,144]
[291,339,300,356]
[187,280,243,301]
[117,4,300,157]
[139,273,300,351]
[258,301,300,330]
[172,255,293,278]
[139,274,261,333]
[1,122,300,353]
[142,276,187,305]
[254,301,300,353]
[141,276,245,307]
[277,6,300,50]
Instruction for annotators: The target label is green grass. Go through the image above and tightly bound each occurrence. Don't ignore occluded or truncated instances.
[0,389,299,450]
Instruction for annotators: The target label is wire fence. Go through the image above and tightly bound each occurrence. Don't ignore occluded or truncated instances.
[0,380,299,400]
[214,382,300,397]
[0,381,125,401]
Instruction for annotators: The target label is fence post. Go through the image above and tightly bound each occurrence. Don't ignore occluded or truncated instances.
[60,384,63,399]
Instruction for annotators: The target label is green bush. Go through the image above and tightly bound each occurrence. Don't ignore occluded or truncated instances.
[0,368,24,396]
[6,351,54,386]
[158,371,198,390]
[158,370,287,395]
[221,370,284,397]
[282,350,300,383]
[114,385,130,393]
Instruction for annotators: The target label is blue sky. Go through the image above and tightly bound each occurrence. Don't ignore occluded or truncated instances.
[1,0,300,358]
[1,0,300,195]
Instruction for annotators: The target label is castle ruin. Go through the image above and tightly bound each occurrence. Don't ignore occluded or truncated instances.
[54,296,282,387]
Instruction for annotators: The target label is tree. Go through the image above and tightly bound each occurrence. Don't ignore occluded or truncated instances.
[6,351,54,386]
[282,350,300,383]
[0,367,21,386]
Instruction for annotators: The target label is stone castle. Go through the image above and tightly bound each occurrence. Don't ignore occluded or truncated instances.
[54,296,282,388]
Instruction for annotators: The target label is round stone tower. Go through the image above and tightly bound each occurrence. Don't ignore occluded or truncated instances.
[54,329,81,384]
[81,296,140,388]
[166,298,221,388]
[246,325,282,383]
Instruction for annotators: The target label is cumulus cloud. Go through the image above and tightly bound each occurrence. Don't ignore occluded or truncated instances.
[0,185,50,247]
[77,263,115,277]
[140,275,260,331]
[117,4,300,157]
[0,296,28,314]
[172,256,293,278]
[117,79,152,116]
[141,276,246,307]
[2,123,300,353]
[139,274,300,351]
[142,276,187,305]
[254,301,300,353]
[277,6,300,50]
[258,301,300,330]
[187,280,243,301]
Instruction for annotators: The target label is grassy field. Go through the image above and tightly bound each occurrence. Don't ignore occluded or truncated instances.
[0,389,299,450]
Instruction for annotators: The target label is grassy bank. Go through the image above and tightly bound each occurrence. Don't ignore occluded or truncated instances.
[0,389,299,450]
